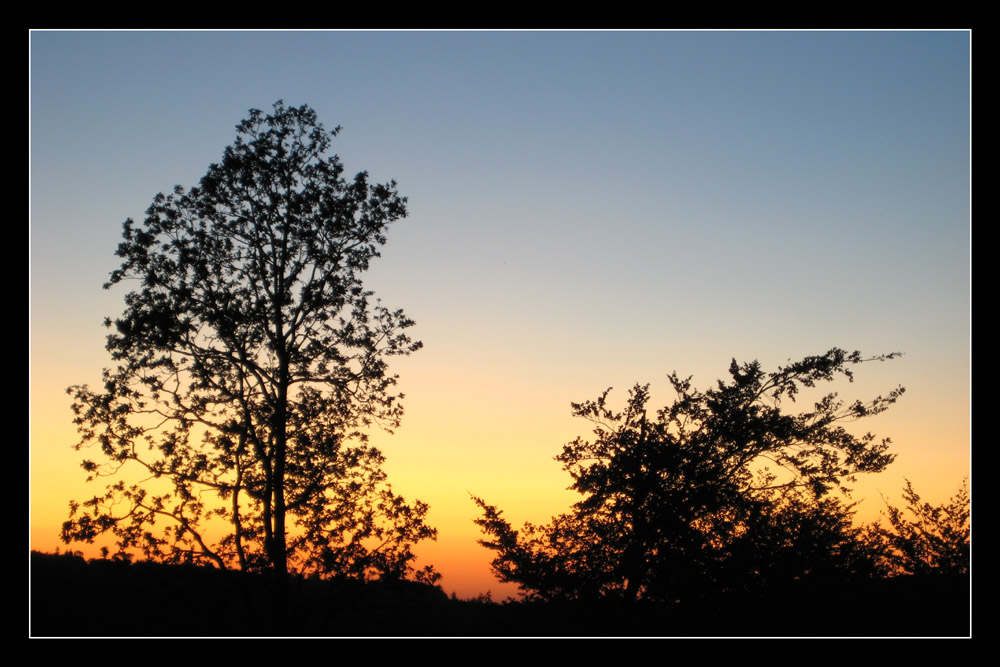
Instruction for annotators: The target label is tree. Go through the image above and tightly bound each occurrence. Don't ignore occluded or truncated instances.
[62,102,437,584]
[474,349,903,602]
[864,479,970,576]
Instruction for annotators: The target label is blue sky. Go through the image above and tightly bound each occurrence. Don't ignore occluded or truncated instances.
[30,30,970,597]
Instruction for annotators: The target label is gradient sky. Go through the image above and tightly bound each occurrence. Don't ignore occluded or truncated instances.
[29,30,970,599]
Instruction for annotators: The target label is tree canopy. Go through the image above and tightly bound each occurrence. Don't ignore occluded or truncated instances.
[63,102,437,583]
[474,348,904,601]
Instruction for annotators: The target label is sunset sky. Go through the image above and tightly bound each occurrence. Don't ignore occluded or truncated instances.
[30,30,970,599]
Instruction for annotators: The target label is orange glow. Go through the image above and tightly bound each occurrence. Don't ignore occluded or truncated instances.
[31,345,969,600]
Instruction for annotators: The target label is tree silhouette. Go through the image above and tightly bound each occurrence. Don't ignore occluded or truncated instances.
[475,349,903,602]
[62,102,437,584]
[865,479,970,576]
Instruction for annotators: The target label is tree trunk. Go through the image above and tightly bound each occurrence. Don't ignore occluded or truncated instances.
[272,348,289,578]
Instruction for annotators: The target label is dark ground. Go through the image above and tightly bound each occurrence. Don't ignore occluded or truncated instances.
[29,551,970,637]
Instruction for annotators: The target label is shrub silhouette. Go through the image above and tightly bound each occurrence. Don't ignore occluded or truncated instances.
[865,479,970,576]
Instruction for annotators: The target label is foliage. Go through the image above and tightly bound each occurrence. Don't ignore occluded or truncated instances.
[62,102,436,582]
[475,349,903,601]
[710,485,880,594]
[865,479,970,576]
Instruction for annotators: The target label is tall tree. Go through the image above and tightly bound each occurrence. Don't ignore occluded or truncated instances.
[475,349,903,601]
[63,102,437,583]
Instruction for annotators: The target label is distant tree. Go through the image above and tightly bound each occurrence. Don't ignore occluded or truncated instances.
[474,349,903,601]
[864,479,970,576]
[63,102,437,584]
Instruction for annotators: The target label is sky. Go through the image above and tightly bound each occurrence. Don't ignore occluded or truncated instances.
[29,30,970,600]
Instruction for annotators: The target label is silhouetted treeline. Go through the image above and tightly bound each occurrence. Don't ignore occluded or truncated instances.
[30,551,968,637]
[474,351,970,609]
